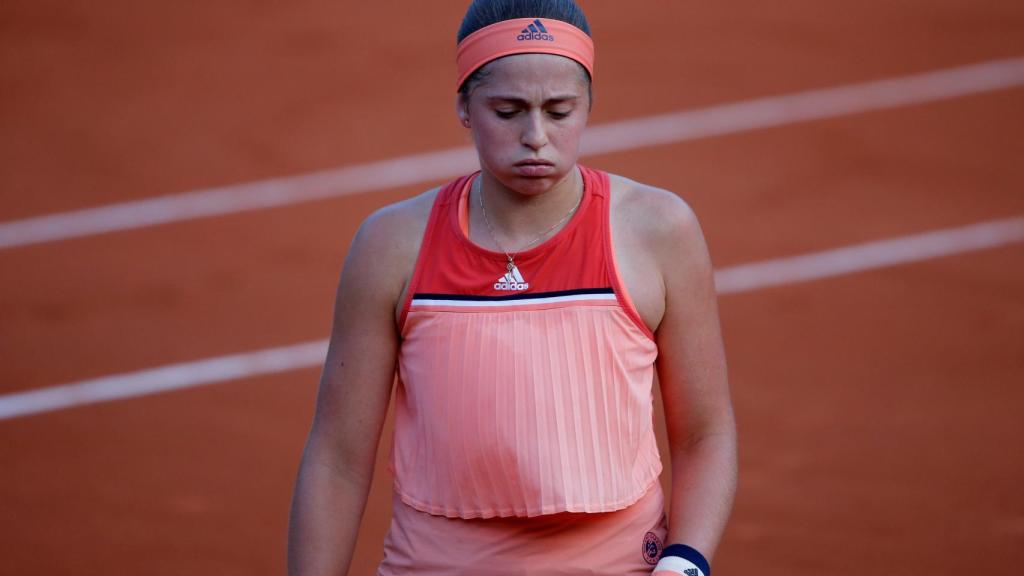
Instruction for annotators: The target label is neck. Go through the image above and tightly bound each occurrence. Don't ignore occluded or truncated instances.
[473,166,584,250]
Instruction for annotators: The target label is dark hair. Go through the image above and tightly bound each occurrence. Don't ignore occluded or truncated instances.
[457,0,592,101]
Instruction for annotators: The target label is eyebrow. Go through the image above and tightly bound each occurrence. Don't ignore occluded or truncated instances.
[485,95,580,106]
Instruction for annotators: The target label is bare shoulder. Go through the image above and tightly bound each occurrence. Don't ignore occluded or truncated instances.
[342,187,440,305]
[605,173,711,333]
[354,187,439,256]
[607,173,705,258]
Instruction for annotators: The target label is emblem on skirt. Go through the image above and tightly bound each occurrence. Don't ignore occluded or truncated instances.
[642,531,663,565]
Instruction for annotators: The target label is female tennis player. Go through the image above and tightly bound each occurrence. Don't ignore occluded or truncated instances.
[287,1,736,574]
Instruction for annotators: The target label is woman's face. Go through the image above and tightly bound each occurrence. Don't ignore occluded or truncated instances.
[458,53,591,196]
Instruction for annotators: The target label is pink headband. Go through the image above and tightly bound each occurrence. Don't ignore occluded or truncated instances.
[455,18,595,91]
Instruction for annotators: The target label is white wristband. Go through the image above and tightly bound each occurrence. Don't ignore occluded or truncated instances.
[653,555,706,576]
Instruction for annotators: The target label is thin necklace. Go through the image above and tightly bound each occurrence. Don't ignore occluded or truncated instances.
[476,175,585,273]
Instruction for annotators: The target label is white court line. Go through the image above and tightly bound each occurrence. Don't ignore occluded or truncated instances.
[1,56,1022,250]
[0,341,329,421]
[714,216,1024,293]
[1,215,1022,421]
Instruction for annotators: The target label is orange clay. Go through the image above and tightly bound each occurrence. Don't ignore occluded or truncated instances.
[456,17,595,91]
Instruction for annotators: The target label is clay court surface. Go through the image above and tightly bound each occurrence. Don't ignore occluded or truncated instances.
[2,1,1023,574]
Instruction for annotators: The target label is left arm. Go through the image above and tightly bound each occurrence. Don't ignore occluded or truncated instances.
[650,196,737,562]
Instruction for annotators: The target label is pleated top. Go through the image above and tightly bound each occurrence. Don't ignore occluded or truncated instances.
[390,165,662,519]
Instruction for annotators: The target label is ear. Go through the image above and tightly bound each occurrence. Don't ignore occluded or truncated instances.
[455,93,470,128]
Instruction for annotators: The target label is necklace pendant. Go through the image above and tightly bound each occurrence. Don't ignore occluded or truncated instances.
[506,257,515,273]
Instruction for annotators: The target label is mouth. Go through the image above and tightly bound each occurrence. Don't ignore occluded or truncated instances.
[514,159,555,167]
[513,160,556,177]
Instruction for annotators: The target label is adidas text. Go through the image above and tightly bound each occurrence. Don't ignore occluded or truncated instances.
[494,281,529,291]
[517,32,555,41]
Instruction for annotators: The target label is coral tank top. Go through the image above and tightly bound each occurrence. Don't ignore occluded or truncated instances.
[389,164,662,519]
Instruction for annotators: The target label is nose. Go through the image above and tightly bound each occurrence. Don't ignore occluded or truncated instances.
[520,110,549,150]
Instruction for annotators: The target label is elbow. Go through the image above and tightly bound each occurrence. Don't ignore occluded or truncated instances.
[674,405,737,452]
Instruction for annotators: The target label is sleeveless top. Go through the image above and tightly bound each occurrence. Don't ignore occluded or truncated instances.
[389,164,662,519]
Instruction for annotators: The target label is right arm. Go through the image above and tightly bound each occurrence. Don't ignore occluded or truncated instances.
[286,203,419,576]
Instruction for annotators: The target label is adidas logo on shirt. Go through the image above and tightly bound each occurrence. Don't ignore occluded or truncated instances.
[494,265,530,291]
[517,19,554,42]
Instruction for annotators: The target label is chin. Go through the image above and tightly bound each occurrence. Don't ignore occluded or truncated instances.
[504,175,558,197]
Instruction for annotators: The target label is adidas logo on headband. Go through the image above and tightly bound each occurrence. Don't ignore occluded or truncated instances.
[517,19,555,41]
